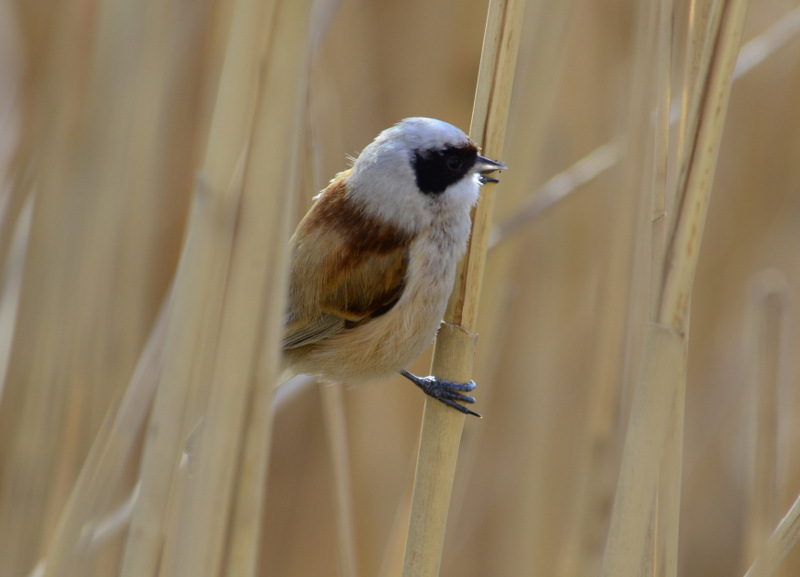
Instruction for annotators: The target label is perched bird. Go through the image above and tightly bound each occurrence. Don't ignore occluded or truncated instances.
[282,117,505,416]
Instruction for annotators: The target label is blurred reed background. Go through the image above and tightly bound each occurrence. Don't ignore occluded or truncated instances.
[0,0,799,576]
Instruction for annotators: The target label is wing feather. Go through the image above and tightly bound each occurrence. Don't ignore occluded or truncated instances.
[282,173,414,350]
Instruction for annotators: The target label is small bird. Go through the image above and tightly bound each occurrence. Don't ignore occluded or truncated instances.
[282,117,505,416]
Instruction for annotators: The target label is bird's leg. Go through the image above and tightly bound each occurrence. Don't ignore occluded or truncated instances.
[399,369,481,418]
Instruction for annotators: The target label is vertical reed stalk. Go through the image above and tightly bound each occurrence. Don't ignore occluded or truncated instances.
[601,0,750,575]
[744,271,789,572]
[651,3,679,577]
[321,384,360,577]
[117,1,311,576]
[159,1,311,576]
[400,1,525,576]
[450,1,578,572]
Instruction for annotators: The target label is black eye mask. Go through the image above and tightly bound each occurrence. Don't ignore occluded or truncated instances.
[412,144,478,195]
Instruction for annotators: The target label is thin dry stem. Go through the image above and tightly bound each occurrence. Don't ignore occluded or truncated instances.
[652,4,681,577]
[649,0,674,323]
[658,0,732,331]
[488,141,620,249]
[321,384,360,577]
[489,4,800,255]
[745,492,800,577]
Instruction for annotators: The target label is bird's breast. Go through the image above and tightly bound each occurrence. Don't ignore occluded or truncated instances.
[288,208,472,385]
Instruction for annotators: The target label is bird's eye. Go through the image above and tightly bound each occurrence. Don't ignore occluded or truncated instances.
[446,156,463,171]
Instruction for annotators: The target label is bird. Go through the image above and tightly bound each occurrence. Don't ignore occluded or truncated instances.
[281,117,505,417]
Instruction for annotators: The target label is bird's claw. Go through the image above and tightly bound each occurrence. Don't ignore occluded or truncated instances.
[400,369,481,417]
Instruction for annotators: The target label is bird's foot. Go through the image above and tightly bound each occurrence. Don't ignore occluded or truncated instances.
[400,369,481,417]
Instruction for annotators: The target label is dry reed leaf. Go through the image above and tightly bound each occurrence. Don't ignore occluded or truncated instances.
[448,1,579,572]
[0,2,101,570]
[41,302,168,577]
[118,155,242,577]
[745,491,800,577]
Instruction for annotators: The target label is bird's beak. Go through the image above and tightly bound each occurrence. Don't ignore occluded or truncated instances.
[475,155,507,184]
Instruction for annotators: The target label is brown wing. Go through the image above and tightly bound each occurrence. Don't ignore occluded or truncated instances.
[282,173,414,350]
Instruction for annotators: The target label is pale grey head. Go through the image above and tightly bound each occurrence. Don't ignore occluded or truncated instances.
[346,117,505,233]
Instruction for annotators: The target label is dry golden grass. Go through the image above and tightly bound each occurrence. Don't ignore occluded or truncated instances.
[1,0,800,576]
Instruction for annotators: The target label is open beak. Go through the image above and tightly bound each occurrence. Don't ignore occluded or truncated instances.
[475,155,507,184]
